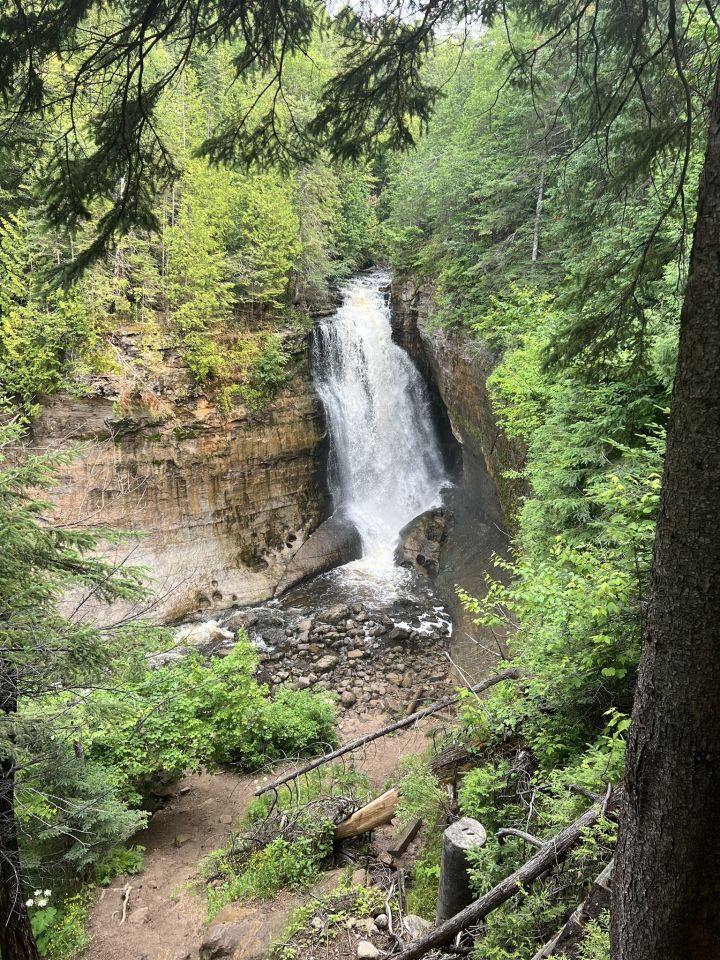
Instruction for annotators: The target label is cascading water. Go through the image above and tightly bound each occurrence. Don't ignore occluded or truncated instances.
[313,272,448,588]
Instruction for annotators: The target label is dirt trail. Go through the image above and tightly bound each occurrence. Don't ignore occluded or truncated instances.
[83,712,436,960]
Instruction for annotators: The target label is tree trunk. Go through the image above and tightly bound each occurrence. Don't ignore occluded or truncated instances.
[0,662,40,960]
[531,164,545,268]
[612,62,720,960]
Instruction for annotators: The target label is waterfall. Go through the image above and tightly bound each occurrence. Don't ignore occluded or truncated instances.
[313,272,448,583]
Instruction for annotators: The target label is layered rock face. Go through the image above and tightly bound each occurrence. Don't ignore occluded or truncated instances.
[390,279,525,679]
[31,330,331,622]
[391,279,525,522]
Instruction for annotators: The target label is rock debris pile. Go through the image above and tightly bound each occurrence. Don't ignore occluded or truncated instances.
[223,599,453,714]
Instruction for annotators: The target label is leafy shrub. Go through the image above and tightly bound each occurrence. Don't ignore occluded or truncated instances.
[86,636,337,796]
[29,894,90,960]
[240,333,289,410]
[407,833,442,920]
[577,913,610,960]
[396,755,445,829]
[207,828,335,917]
[94,845,145,886]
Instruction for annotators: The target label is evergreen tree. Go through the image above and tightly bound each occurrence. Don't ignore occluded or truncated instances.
[0,426,146,960]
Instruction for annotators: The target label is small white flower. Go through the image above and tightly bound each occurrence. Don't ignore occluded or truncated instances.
[43,889,51,897]
[34,890,42,897]
[25,899,34,908]
[37,899,48,908]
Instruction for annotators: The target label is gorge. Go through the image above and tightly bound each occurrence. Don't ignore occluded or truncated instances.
[32,269,514,660]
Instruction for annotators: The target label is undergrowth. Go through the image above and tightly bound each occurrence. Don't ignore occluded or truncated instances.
[205,766,372,918]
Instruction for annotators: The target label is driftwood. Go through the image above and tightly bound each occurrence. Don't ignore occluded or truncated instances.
[531,859,614,959]
[255,668,524,797]
[334,788,400,839]
[390,789,620,960]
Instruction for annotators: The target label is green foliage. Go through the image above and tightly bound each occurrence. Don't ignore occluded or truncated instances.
[29,893,91,960]
[87,638,336,795]
[239,333,290,411]
[406,833,443,920]
[577,913,611,960]
[396,755,445,830]
[208,828,336,916]
[0,214,105,415]
[16,744,148,877]
[94,846,145,886]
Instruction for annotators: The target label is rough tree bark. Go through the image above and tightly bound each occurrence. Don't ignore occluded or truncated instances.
[1,663,41,960]
[612,62,720,960]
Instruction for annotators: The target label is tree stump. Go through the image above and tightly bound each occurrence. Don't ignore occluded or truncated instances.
[436,817,487,925]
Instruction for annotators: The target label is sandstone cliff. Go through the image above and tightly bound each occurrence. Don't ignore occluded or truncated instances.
[391,279,526,523]
[390,278,525,678]
[31,327,331,622]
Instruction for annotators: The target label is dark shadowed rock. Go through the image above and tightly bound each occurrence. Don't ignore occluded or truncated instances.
[394,508,448,576]
[274,514,362,595]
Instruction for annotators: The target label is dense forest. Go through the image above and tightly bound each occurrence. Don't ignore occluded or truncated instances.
[0,3,718,960]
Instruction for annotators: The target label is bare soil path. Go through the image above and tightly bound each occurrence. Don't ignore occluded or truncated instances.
[83,712,436,960]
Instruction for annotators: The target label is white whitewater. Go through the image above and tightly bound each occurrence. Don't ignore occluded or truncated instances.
[313,272,447,587]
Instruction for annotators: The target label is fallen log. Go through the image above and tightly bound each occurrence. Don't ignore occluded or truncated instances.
[334,788,400,839]
[389,788,620,960]
[255,668,524,797]
[530,859,614,959]
[429,744,474,782]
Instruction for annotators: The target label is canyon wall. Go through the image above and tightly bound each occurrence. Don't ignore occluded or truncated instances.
[391,279,526,523]
[31,328,331,623]
[391,279,526,679]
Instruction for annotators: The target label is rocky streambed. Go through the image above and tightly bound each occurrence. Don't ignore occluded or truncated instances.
[161,581,455,718]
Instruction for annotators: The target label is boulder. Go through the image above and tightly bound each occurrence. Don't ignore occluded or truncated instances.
[357,942,380,959]
[394,508,448,576]
[320,603,352,624]
[274,515,362,596]
[315,655,339,673]
[200,901,300,960]
[403,915,434,940]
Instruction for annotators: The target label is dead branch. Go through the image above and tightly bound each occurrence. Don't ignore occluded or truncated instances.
[255,668,524,797]
[569,784,604,802]
[119,884,132,924]
[531,859,614,959]
[389,789,621,960]
[496,828,544,848]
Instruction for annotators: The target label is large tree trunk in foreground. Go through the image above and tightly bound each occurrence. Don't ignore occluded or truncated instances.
[0,664,40,960]
[612,63,720,960]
